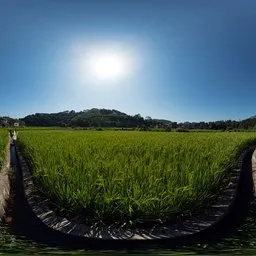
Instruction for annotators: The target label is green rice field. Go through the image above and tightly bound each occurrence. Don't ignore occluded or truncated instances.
[17,130,256,226]
[0,130,8,169]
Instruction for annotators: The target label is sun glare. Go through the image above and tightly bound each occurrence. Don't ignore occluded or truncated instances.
[88,52,127,81]
[72,43,136,84]
[71,41,142,85]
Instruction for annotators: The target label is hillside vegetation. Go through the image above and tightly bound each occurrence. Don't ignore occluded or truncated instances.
[19,109,256,130]
[2,108,256,130]
[21,109,164,128]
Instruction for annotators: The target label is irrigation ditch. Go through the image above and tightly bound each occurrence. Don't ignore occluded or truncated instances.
[0,138,256,250]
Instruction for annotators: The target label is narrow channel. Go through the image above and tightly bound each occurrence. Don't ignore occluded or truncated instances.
[0,146,256,255]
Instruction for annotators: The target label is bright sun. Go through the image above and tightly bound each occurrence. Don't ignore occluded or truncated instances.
[82,46,133,83]
[72,42,139,85]
[88,52,127,81]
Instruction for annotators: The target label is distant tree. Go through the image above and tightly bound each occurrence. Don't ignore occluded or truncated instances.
[134,114,142,119]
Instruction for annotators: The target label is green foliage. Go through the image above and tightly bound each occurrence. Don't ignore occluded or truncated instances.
[18,108,256,131]
[21,108,170,129]
[17,131,256,225]
[176,128,190,132]
[0,130,8,169]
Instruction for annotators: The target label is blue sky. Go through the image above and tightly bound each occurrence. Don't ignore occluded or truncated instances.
[1,0,256,122]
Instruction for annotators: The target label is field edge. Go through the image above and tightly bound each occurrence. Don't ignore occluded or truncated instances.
[14,144,256,242]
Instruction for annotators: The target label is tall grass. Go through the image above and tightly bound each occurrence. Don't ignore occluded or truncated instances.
[17,131,256,225]
[0,130,8,169]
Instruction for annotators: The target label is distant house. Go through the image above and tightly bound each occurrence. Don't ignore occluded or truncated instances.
[14,122,19,127]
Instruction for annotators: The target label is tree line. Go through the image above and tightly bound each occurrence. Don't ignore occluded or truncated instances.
[1,109,256,131]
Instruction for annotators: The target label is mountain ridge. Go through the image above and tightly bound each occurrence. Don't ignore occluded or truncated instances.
[1,108,256,130]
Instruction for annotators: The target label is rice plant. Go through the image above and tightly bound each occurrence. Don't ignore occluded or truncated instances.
[17,130,256,225]
[0,130,8,169]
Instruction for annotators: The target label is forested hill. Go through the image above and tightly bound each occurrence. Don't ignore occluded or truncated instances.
[21,108,170,128]
[2,108,256,130]
[239,116,256,130]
